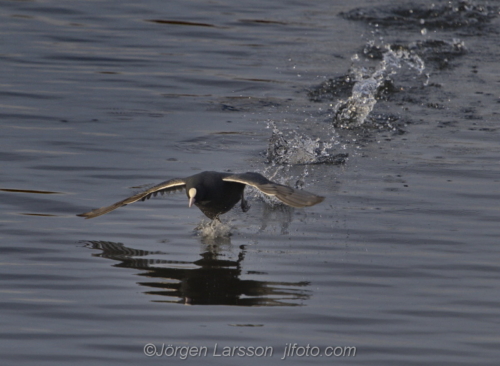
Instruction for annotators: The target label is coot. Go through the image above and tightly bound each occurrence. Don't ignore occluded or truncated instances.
[77,171,324,220]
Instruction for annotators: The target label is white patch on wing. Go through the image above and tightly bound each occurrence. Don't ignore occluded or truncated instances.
[222,177,277,196]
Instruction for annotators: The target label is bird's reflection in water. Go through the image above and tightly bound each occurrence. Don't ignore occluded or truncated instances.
[84,237,310,306]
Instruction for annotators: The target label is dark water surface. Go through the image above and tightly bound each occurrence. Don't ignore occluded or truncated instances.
[1,0,499,365]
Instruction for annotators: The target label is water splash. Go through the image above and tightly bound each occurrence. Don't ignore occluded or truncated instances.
[195,219,232,239]
[254,122,346,207]
[266,123,347,165]
[333,45,425,128]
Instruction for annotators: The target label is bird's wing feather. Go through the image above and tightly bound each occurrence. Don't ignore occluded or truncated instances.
[223,172,324,208]
[77,178,186,219]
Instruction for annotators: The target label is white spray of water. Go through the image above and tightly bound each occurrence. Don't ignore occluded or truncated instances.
[334,45,425,127]
[253,122,346,207]
[195,219,232,239]
[266,123,340,165]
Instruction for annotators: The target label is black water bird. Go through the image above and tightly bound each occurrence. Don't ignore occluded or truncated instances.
[77,171,324,220]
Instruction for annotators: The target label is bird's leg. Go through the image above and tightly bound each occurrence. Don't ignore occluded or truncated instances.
[241,191,250,212]
[212,214,222,224]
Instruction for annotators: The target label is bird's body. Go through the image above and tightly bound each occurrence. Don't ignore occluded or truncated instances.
[78,171,324,220]
[184,171,245,219]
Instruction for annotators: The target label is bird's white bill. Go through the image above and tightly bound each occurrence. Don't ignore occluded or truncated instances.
[188,188,197,207]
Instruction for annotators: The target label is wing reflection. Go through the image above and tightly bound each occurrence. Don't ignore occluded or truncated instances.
[84,240,310,306]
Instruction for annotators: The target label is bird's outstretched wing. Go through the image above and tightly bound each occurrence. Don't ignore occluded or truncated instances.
[77,178,186,219]
[223,172,324,208]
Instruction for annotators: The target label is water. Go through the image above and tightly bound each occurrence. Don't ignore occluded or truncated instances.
[332,45,426,127]
[1,0,499,365]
